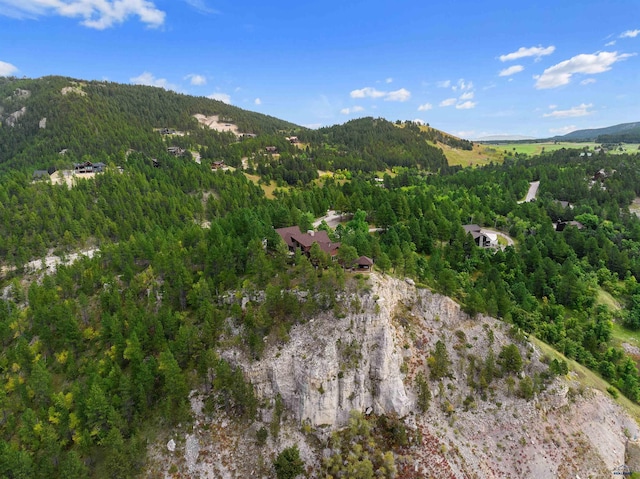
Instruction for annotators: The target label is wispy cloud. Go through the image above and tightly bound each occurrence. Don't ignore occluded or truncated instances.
[499,65,524,77]
[605,40,616,47]
[385,88,411,102]
[439,98,456,107]
[350,86,411,102]
[0,0,165,29]
[350,87,386,99]
[580,78,596,85]
[385,77,393,84]
[254,98,262,105]
[452,79,473,92]
[436,80,451,88]
[0,60,18,76]
[183,0,219,14]
[456,101,476,110]
[549,125,578,135]
[620,29,640,38]
[500,45,555,62]
[459,91,474,100]
[340,106,365,115]
[534,51,634,89]
[130,72,178,91]
[208,92,231,104]
[417,103,433,111]
[185,73,206,85]
[543,103,593,118]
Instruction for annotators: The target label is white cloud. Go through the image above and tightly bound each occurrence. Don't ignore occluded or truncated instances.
[254,98,262,105]
[350,86,410,102]
[500,45,555,62]
[543,103,593,118]
[0,60,18,76]
[549,125,577,135]
[417,103,433,111]
[605,40,616,47]
[208,92,231,104]
[535,51,635,89]
[385,88,411,102]
[0,0,166,29]
[620,29,640,38]
[456,101,476,110]
[412,118,426,125]
[452,79,473,92]
[130,72,178,91]
[548,104,557,110]
[580,78,597,85]
[436,80,451,88]
[459,91,474,100]
[183,0,219,14]
[185,73,206,86]
[350,87,386,99]
[340,106,364,115]
[439,98,456,107]
[385,77,393,83]
[499,65,524,77]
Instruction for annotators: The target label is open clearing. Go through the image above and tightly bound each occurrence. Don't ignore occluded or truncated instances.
[193,114,240,135]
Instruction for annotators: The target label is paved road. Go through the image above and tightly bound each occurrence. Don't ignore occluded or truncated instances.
[313,210,345,229]
[522,180,540,203]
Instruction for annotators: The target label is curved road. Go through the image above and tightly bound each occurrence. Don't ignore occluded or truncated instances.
[521,180,540,203]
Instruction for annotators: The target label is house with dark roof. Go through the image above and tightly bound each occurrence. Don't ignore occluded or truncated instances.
[353,256,374,272]
[74,161,106,174]
[276,226,340,257]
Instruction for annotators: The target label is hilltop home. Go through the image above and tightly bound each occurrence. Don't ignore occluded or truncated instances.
[211,160,225,170]
[353,256,374,272]
[265,146,278,153]
[276,226,340,257]
[462,224,496,248]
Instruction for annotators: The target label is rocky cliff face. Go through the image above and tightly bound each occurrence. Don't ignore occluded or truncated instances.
[245,276,422,427]
[147,273,640,478]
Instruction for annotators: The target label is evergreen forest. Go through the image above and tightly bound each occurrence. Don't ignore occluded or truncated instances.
[2,76,640,477]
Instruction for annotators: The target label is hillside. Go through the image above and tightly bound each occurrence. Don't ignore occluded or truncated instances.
[556,121,640,142]
[0,76,300,173]
[3,75,640,478]
[146,274,639,478]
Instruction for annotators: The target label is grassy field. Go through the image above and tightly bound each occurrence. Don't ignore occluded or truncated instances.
[244,173,289,199]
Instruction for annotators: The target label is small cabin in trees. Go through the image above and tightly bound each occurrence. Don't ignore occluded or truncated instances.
[265,146,278,153]
[353,256,374,272]
[211,160,225,170]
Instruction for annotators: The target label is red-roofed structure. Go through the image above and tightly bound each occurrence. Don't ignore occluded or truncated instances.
[275,226,340,256]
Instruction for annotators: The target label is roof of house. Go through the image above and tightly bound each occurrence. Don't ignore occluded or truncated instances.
[355,256,374,266]
[275,226,340,254]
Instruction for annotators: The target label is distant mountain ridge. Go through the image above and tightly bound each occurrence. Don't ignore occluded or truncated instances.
[555,121,640,141]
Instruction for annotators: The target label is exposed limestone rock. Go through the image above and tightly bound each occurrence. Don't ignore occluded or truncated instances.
[5,106,26,127]
[246,278,413,428]
[39,117,47,129]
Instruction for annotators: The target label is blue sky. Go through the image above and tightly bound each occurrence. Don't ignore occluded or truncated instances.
[0,0,638,139]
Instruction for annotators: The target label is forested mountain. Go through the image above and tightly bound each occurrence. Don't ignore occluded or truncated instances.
[0,75,299,173]
[3,75,640,478]
[555,121,640,142]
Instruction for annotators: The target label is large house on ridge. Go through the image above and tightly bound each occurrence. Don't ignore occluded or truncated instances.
[276,226,340,257]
